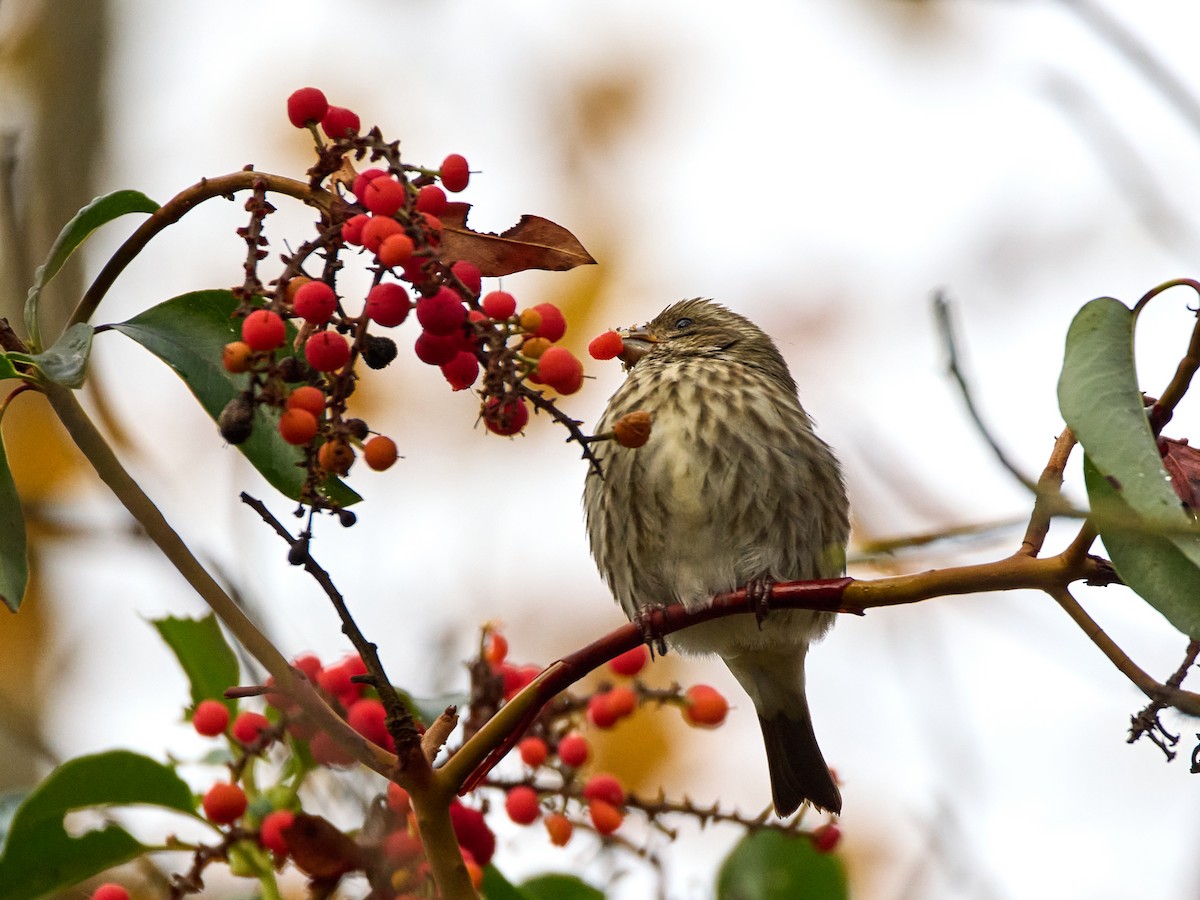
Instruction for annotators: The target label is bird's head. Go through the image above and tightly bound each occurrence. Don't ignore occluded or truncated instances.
[618,298,795,390]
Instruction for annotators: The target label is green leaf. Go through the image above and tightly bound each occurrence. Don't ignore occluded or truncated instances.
[0,355,21,381]
[1084,458,1200,636]
[716,830,848,900]
[0,427,27,613]
[25,322,94,389]
[1058,297,1200,636]
[24,190,159,350]
[481,865,537,900]
[0,750,196,900]
[521,873,605,900]
[152,614,240,714]
[108,291,360,507]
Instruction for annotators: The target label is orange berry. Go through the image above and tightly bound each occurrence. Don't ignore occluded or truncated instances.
[286,385,326,418]
[683,684,729,727]
[222,340,254,373]
[605,684,637,720]
[588,799,623,835]
[484,631,508,668]
[378,232,415,268]
[545,812,573,847]
[613,410,652,449]
[363,435,398,471]
[317,439,355,475]
[278,408,319,445]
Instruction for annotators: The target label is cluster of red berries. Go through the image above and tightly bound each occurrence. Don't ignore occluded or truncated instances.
[219,87,598,512]
[476,630,733,847]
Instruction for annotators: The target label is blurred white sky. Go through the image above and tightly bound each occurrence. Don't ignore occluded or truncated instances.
[27,0,1200,897]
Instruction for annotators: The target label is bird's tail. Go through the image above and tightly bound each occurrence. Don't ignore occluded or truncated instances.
[725,650,841,816]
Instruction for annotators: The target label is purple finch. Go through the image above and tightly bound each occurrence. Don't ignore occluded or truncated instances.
[584,299,849,815]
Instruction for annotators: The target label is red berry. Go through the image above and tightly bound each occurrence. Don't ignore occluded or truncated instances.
[414,330,462,366]
[501,663,541,700]
[583,773,626,807]
[378,233,415,269]
[483,396,529,436]
[241,309,286,352]
[362,176,405,216]
[605,684,637,720]
[232,710,272,745]
[292,280,337,324]
[587,692,619,729]
[484,632,508,668]
[341,213,370,246]
[450,261,482,296]
[519,736,548,767]
[287,87,328,128]
[811,822,842,853]
[505,785,540,824]
[260,809,295,856]
[364,435,398,471]
[387,782,411,816]
[286,385,326,418]
[441,350,479,391]
[588,799,623,835]
[416,287,467,336]
[415,184,448,215]
[440,153,470,192]
[309,729,356,767]
[293,653,323,684]
[321,105,360,138]
[537,346,584,394]
[588,330,625,361]
[192,699,229,737]
[90,884,130,900]
[361,215,404,253]
[202,781,247,824]
[347,698,390,746]
[222,340,254,374]
[364,282,411,327]
[278,407,319,445]
[352,168,387,200]
[545,812,573,847]
[683,684,729,727]
[531,303,566,342]
[482,291,517,320]
[609,645,648,677]
[384,828,424,861]
[304,331,351,372]
[557,732,589,768]
[420,212,443,243]
[449,801,496,865]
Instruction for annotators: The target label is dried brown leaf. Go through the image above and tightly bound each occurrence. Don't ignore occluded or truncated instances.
[440,202,596,277]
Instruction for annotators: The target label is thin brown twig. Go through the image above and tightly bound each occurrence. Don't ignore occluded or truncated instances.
[1019,427,1078,557]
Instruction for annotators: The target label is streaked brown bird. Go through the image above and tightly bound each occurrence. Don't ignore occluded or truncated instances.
[584,298,849,815]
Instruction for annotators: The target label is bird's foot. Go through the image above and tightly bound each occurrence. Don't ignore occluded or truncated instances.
[746,578,774,629]
[633,604,669,659]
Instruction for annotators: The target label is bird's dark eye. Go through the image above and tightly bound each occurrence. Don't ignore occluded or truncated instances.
[673,317,694,330]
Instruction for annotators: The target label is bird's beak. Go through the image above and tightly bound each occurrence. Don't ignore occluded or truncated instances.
[618,325,657,367]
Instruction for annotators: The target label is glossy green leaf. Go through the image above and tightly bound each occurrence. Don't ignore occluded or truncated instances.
[26,323,94,389]
[717,830,848,900]
[152,614,240,714]
[1058,297,1200,636]
[481,865,537,900]
[0,750,195,900]
[521,873,605,900]
[109,290,359,507]
[24,190,159,350]
[0,430,27,612]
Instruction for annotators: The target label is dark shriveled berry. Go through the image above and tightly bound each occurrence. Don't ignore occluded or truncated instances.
[362,335,398,370]
[277,356,307,382]
[337,509,357,527]
[218,395,255,444]
[344,418,370,441]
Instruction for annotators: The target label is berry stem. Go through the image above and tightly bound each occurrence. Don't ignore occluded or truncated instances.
[67,170,337,334]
